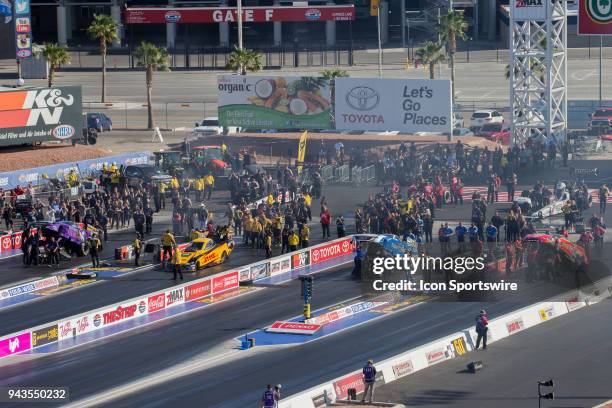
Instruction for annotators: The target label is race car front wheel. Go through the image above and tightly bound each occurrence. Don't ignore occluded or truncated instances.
[219,252,227,265]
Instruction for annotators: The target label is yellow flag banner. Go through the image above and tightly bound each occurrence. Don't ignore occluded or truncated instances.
[297,130,308,175]
[370,0,380,16]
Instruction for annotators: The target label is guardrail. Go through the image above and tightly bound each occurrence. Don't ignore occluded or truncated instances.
[0,235,356,360]
[279,276,612,407]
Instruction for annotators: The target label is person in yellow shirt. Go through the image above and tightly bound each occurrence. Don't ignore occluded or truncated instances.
[266,193,274,206]
[243,215,253,246]
[67,170,79,187]
[265,231,273,258]
[170,176,180,190]
[159,181,167,210]
[204,173,215,200]
[288,230,300,251]
[194,177,204,201]
[300,224,310,248]
[272,215,283,246]
[109,162,118,174]
[161,229,176,261]
[303,193,312,207]
[252,219,263,249]
[133,233,142,266]
[221,142,227,154]
[171,245,183,280]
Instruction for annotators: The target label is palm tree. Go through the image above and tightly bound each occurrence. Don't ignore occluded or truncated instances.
[42,43,71,88]
[320,69,348,127]
[87,14,118,103]
[134,42,170,130]
[226,46,263,75]
[321,69,348,80]
[416,41,445,80]
[439,10,468,102]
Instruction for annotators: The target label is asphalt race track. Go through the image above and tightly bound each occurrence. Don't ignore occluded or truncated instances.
[376,299,612,408]
[1,261,602,408]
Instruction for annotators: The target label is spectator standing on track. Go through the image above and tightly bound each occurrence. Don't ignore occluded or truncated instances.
[260,385,277,408]
[300,224,310,248]
[3,203,13,230]
[491,211,504,242]
[144,206,154,234]
[599,184,609,214]
[320,206,331,238]
[89,233,102,268]
[171,245,184,280]
[486,222,498,244]
[288,230,299,252]
[475,310,489,350]
[507,173,517,203]
[204,173,215,200]
[362,359,377,403]
[160,230,176,261]
[264,231,273,259]
[455,222,467,253]
[133,233,142,266]
[281,225,290,254]
[336,216,346,238]
[133,208,145,237]
[46,237,60,267]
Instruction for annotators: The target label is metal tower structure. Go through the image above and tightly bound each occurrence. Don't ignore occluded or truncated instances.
[509,0,568,146]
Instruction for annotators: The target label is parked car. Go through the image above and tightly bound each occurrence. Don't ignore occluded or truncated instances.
[588,108,612,134]
[453,112,464,128]
[86,112,112,132]
[453,127,474,137]
[470,109,504,131]
[478,122,509,139]
[124,164,172,187]
[193,117,238,136]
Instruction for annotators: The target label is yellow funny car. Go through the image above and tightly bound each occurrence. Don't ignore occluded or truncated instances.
[178,237,234,272]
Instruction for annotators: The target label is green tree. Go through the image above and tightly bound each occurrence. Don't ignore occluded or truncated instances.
[320,69,348,80]
[42,43,71,88]
[134,42,170,130]
[416,41,445,80]
[87,14,118,103]
[439,10,468,102]
[320,69,348,127]
[226,46,263,75]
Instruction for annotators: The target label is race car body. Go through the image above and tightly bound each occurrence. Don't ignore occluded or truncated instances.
[177,237,234,271]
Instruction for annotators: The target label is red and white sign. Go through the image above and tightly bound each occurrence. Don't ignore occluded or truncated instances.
[148,293,166,313]
[425,347,447,365]
[124,5,355,24]
[579,0,612,35]
[185,279,211,301]
[333,372,364,400]
[0,333,31,357]
[506,317,525,334]
[392,359,414,379]
[310,237,353,265]
[266,321,322,335]
[565,297,586,312]
[212,271,239,294]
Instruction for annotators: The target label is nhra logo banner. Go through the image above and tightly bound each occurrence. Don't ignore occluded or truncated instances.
[579,0,612,35]
[292,251,310,269]
[0,86,82,146]
[310,238,353,265]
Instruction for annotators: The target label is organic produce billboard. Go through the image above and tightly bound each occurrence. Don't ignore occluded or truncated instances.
[217,75,333,130]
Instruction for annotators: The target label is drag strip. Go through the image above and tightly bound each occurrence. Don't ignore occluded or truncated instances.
[375,298,612,408]
[0,268,587,408]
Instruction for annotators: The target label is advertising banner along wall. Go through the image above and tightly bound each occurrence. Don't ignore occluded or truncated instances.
[218,76,333,130]
[0,86,82,146]
[578,0,612,35]
[334,78,452,134]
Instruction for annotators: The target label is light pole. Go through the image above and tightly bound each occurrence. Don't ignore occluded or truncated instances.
[237,0,243,50]
[377,3,383,78]
[599,35,603,106]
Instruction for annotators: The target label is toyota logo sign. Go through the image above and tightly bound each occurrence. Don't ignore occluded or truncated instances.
[346,86,379,111]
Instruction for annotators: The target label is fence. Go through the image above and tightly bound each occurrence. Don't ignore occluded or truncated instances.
[321,165,334,183]
[350,165,376,186]
[334,165,350,184]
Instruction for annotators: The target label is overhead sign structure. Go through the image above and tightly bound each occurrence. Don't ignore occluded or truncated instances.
[578,0,612,35]
[13,0,32,58]
[217,75,333,130]
[334,78,452,134]
[124,5,355,24]
[0,86,83,146]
